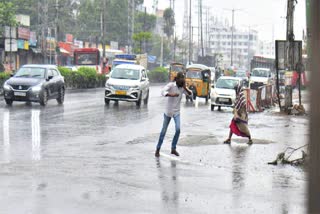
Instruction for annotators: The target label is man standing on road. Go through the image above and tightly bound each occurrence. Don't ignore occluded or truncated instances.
[155,72,192,157]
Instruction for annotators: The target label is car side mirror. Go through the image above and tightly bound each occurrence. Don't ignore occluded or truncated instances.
[211,84,215,88]
[10,73,14,77]
[47,75,54,81]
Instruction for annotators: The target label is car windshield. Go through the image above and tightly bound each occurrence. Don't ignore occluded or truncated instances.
[171,65,184,72]
[235,71,247,77]
[251,69,269,77]
[111,68,140,80]
[76,53,98,65]
[186,71,202,79]
[216,78,239,89]
[14,67,46,78]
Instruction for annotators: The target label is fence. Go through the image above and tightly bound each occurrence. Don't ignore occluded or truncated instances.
[244,84,276,113]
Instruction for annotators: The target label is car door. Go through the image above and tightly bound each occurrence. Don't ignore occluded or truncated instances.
[46,69,55,97]
[52,69,62,94]
[140,70,148,98]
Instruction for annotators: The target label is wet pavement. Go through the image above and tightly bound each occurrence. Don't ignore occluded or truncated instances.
[0,86,308,214]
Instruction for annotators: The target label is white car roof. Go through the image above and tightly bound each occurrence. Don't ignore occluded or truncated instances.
[252,68,270,71]
[218,76,241,81]
[115,64,145,70]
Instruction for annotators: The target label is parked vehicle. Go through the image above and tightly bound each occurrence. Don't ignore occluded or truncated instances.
[185,64,211,102]
[112,54,148,70]
[169,62,185,82]
[234,69,249,86]
[249,67,272,89]
[211,76,244,111]
[74,48,109,74]
[3,64,65,106]
[105,64,149,107]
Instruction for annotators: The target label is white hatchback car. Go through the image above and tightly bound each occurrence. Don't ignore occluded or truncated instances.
[105,64,150,106]
[210,76,243,111]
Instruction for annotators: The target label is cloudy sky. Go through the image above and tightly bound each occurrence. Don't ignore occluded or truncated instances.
[143,0,306,42]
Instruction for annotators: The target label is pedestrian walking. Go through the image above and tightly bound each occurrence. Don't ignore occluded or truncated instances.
[155,72,192,157]
[224,85,253,145]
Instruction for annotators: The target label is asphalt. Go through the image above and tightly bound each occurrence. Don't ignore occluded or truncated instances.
[0,86,308,214]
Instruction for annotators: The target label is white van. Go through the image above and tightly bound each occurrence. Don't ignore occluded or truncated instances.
[250,68,272,89]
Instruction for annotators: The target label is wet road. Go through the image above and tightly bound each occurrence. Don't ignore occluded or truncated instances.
[0,86,308,214]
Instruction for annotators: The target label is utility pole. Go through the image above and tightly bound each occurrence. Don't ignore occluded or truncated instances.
[128,0,135,54]
[284,0,296,111]
[199,0,204,57]
[224,8,243,67]
[188,0,192,64]
[55,0,59,65]
[309,0,320,213]
[143,6,147,53]
[102,0,106,72]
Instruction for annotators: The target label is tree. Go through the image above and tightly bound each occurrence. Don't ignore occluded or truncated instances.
[150,34,171,64]
[133,31,152,53]
[0,2,18,28]
[163,8,175,38]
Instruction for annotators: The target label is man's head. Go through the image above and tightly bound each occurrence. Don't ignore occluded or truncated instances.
[175,72,185,88]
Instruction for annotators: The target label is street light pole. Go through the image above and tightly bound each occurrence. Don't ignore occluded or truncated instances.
[188,0,192,64]
[231,9,234,66]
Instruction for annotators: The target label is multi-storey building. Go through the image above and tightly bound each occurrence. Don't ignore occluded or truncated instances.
[257,41,275,58]
[208,21,259,69]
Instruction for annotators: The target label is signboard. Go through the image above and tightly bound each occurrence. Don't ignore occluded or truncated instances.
[18,27,30,40]
[46,37,56,52]
[16,14,30,27]
[110,41,119,50]
[5,39,18,52]
[66,34,73,43]
[29,31,37,46]
[275,40,302,70]
[18,40,29,50]
[4,26,16,39]
[74,39,83,48]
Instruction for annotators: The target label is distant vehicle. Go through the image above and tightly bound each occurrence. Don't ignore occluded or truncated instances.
[185,64,211,102]
[249,67,272,89]
[210,76,244,111]
[250,55,275,72]
[234,69,249,86]
[112,54,148,70]
[3,64,65,106]
[105,64,150,107]
[169,62,185,82]
[74,48,109,74]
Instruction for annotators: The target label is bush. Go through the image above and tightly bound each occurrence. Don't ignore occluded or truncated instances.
[0,72,11,95]
[148,67,169,83]
[58,67,107,89]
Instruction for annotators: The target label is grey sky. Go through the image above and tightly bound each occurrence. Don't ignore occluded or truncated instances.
[144,0,306,42]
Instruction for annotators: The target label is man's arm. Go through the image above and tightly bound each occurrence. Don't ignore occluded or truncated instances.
[161,83,179,97]
[183,81,192,96]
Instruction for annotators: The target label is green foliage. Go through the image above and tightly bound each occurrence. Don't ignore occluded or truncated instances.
[150,34,171,63]
[0,2,18,28]
[163,8,175,38]
[148,67,169,83]
[134,11,156,33]
[133,31,152,54]
[0,72,11,94]
[58,67,106,89]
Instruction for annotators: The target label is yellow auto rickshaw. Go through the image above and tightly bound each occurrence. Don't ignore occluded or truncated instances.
[185,64,211,102]
[169,62,185,82]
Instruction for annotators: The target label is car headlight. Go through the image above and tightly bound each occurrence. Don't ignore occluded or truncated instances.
[3,82,12,90]
[105,82,113,88]
[31,84,43,92]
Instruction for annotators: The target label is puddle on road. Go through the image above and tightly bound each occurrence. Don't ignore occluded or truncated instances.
[126,133,275,146]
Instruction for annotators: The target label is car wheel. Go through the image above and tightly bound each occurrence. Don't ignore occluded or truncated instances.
[136,93,142,107]
[57,87,65,104]
[205,94,209,103]
[5,99,13,105]
[143,90,149,105]
[105,98,110,105]
[218,106,222,111]
[40,89,48,106]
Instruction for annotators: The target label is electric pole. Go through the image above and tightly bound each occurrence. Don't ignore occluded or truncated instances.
[102,0,106,72]
[199,0,204,57]
[188,0,192,64]
[55,0,59,65]
[309,0,320,213]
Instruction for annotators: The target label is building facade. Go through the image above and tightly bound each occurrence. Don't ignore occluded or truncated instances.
[208,22,259,70]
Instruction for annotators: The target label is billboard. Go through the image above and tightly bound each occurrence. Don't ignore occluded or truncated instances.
[275,40,302,70]
[4,26,16,39]
[16,14,30,27]
[29,31,37,46]
[18,27,30,40]
[5,39,18,52]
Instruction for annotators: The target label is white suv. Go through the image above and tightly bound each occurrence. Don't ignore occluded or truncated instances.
[105,64,150,106]
[210,76,243,111]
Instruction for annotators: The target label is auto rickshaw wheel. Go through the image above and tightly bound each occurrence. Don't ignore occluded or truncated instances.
[211,105,215,111]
